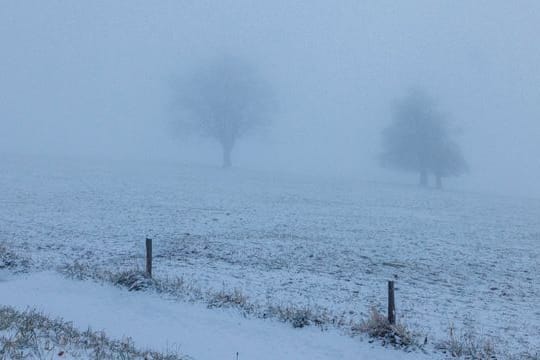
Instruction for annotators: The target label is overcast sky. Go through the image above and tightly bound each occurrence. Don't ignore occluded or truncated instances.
[1,1,539,198]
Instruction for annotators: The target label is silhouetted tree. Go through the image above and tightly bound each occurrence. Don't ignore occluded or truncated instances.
[380,90,467,188]
[175,56,273,168]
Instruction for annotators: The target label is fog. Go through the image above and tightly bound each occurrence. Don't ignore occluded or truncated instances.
[1,0,539,198]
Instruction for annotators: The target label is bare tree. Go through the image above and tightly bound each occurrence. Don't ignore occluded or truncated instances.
[175,56,273,168]
[380,90,467,188]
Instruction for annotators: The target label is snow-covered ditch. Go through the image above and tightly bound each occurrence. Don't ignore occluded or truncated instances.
[0,271,428,360]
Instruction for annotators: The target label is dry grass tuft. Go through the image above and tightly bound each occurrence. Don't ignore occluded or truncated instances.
[353,307,416,348]
[0,243,31,272]
[435,324,497,359]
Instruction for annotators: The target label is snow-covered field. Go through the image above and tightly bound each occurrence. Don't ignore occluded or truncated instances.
[1,155,539,358]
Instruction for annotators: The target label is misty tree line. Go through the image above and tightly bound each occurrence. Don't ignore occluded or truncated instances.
[175,56,467,189]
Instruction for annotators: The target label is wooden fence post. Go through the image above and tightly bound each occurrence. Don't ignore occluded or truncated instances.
[388,280,396,325]
[146,238,152,278]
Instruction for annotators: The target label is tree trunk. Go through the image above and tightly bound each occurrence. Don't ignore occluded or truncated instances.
[436,175,442,189]
[419,169,428,187]
[222,142,233,168]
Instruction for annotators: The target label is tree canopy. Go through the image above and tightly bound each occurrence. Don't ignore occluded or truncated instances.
[380,90,467,187]
[175,56,273,168]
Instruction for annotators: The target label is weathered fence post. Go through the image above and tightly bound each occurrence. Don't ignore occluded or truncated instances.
[146,238,152,278]
[388,280,396,325]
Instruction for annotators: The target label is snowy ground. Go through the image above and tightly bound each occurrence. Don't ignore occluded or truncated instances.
[1,155,539,357]
[1,271,432,360]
